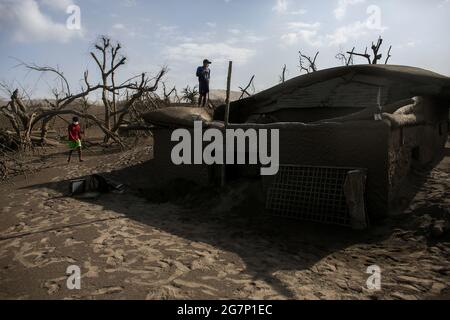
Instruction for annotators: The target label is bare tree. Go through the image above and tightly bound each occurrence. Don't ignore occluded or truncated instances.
[0,72,100,149]
[8,60,109,144]
[347,36,392,65]
[385,45,393,64]
[1,37,168,148]
[90,36,126,130]
[239,75,255,100]
[336,47,354,66]
[299,51,319,74]
[162,82,178,105]
[79,94,92,130]
[279,64,287,83]
[108,69,167,136]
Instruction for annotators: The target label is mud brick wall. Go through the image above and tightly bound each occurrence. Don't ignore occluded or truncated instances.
[388,126,420,203]
[420,97,449,163]
[259,121,391,220]
[387,123,448,205]
[387,98,449,205]
[149,128,210,187]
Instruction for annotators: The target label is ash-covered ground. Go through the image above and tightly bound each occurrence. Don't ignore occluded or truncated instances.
[0,137,449,300]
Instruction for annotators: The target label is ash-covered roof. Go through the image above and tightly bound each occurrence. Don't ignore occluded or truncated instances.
[214,65,450,123]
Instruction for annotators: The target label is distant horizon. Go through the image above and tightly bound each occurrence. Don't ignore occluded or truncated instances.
[0,89,242,102]
[0,63,449,103]
[1,0,450,100]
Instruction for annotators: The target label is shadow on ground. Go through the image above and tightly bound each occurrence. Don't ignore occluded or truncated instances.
[21,156,432,299]
[445,147,450,157]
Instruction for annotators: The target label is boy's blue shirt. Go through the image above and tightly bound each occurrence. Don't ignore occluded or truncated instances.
[196,66,211,82]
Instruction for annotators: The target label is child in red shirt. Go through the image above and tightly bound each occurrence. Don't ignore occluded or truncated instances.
[67,117,83,163]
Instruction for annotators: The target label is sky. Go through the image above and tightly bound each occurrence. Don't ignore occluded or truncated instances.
[0,0,449,99]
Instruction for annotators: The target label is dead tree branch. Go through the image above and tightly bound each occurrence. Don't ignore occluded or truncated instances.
[239,75,255,100]
[3,36,169,148]
[347,36,393,65]
[15,60,71,97]
[109,68,168,134]
[162,82,177,105]
[347,47,371,64]
[90,36,127,130]
[336,47,354,66]
[370,37,383,64]
[31,109,124,147]
[385,45,393,64]
[299,51,319,74]
[279,64,287,83]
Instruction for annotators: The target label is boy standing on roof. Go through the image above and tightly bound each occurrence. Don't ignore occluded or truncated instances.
[196,59,211,107]
[67,117,83,163]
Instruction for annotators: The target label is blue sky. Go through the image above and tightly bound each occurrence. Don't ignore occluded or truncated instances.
[0,0,449,99]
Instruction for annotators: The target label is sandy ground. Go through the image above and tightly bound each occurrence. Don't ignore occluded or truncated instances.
[0,137,449,300]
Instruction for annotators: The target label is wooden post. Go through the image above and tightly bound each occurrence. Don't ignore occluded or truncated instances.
[224,61,233,129]
[221,61,233,187]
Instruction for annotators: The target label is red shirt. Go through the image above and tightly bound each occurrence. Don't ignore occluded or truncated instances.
[68,123,81,141]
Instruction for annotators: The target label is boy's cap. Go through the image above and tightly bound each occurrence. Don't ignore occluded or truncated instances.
[203,59,212,64]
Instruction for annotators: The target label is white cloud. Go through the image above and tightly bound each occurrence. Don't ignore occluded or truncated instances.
[166,42,255,65]
[280,33,298,46]
[287,22,321,29]
[40,0,74,11]
[226,30,267,45]
[273,0,288,14]
[397,41,419,49]
[326,21,368,46]
[113,23,125,30]
[156,24,179,38]
[158,25,178,32]
[281,29,323,47]
[122,0,137,7]
[290,9,307,15]
[245,34,266,43]
[334,0,366,20]
[206,22,217,28]
[281,18,380,47]
[226,32,266,45]
[438,0,450,7]
[281,21,322,47]
[0,0,83,43]
[272,1,306,15]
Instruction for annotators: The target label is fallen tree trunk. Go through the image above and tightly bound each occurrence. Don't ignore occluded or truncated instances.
[30,136,61,146]
[31,109,125,148]
[118,124,155,131]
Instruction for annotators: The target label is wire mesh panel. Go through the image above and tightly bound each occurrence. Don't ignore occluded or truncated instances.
[266,165,362,226]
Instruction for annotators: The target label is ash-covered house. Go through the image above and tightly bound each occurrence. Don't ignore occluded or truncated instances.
[144,65,450,228]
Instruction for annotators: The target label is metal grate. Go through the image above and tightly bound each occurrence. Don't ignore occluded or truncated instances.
[266,165,361,226]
